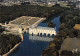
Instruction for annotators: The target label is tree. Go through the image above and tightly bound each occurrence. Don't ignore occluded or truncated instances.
[0,34,21,55]
[0,26,5,33]
[48,22,56,28]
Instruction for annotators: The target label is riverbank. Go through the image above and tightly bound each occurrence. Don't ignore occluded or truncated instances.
[3,42,22,56]
[0,16,46,56]
[1,34,23,56]
[42,7,80,56]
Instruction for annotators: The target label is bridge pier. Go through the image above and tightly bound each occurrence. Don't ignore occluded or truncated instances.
[42,33,44,36]
[50,34,52,37]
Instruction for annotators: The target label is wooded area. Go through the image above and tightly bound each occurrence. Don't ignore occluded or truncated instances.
[42,7,80,56]
[0,4,68,23]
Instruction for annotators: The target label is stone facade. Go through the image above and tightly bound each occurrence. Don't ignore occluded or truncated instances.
[29,26,56,36]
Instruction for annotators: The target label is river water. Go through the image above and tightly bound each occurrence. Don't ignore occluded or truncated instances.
[11,16,60,56]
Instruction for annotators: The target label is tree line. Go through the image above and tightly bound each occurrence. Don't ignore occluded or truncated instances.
[42,7,80,56]
[0,4,68,23]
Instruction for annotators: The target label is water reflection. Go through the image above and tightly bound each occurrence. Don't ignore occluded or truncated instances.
[11,16,60,56]
[11,34,49,56]
[29,35,53,42]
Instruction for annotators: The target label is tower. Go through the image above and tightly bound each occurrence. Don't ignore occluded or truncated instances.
[18,25,23,34]
[5,21,7,25]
